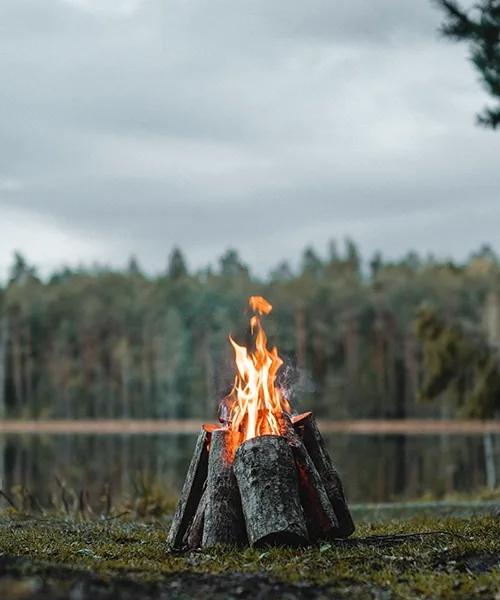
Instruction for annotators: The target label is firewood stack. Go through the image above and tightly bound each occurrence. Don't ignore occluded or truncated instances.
[167,296,354,549]
[167,412,354,549]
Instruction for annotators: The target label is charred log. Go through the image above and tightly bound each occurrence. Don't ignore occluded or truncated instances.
[233,435,309,548]
[167,425,216,549]
[285,422,339,541]
[182,486,207,549]
[293,413,355,538]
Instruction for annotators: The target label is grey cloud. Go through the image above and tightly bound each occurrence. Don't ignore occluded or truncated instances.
[1,0,499,277]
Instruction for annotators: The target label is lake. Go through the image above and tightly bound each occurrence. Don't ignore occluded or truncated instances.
[0,430,498,508]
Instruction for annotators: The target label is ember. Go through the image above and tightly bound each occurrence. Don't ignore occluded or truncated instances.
[167,297,354,549]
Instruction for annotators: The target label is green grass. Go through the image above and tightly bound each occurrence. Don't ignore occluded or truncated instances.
[0,512,499,599]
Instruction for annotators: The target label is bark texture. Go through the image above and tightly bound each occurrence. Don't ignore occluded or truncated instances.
[203,429,247,547]
[167,425,216,549]
[233,435,309,548]
[182,486,208,549]
[285,423,339,541]
[293,413,355,538]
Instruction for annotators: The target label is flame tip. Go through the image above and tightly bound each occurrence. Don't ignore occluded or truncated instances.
[221,295,288,449]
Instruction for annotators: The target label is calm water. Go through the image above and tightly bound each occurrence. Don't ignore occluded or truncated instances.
[0,432,498,507]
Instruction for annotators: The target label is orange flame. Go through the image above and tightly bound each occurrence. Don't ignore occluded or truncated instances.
[221,296,290,443]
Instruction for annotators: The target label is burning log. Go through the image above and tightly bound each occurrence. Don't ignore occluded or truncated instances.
[167,296,354,551]
[168,422,352,549]
[233,435,309,548]
[202,429,247,547]
[293,412,355,538]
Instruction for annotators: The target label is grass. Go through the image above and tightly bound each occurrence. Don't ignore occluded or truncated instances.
[0,510,499,599]
[0,480,499,598]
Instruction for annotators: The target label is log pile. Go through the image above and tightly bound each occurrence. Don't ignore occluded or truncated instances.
[167,412,354,549]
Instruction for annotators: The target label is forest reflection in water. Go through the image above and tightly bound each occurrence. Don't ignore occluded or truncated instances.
[0,431,498,507]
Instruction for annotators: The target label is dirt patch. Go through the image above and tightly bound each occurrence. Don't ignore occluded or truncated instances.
[459,553,500,575]
[0,556,358,600]
[434,552,500,575]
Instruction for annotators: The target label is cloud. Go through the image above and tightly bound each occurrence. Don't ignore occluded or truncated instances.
[1,0,499,278]
[61,0,145,18]
[0,206,110,279]
[0,177,23,193]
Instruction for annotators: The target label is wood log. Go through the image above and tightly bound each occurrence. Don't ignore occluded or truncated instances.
[233,435,309,548]
[293,413,355,538]
[284,422,339,542]
[202,429,247,547]
[167,425,217,549]
[182,485,207,548]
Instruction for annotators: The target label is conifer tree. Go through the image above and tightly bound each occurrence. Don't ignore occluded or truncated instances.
[167,247,188,280]
[434,0,500,128]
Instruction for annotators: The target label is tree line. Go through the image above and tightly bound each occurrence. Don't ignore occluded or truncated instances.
[0,241,499,421]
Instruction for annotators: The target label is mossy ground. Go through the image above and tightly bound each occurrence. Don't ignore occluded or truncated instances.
[0,510,499,599]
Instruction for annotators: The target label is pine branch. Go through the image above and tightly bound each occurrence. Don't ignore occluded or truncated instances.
[476,105,500,127]
[433,0,477,40]
[433,1,500,129]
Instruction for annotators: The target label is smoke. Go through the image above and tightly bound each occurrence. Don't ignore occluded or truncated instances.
[276,356,316,416]
[214,353,316,421]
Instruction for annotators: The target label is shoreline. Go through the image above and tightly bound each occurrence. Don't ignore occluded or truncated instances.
[0,418,499,435]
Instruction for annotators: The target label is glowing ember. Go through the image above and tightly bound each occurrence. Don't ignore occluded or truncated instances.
[220,296,291,443]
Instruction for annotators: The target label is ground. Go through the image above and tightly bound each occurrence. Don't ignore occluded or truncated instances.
[0,511,499,599]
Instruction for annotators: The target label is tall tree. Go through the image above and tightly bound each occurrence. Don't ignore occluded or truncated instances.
[345,238,362,276]
[127,255,143,277]
[301,246,323,277]
[434,0,500,128]
[167,247,188,280]
[414,305,500,418]
[369,251,383,278]
[269,261,293,281]
[8,251,37,285]
[218,249,249,278]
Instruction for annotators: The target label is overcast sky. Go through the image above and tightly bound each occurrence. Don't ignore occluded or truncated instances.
[1,0,499,280]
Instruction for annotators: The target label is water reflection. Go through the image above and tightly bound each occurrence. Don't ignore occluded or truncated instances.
[0,432,497,506]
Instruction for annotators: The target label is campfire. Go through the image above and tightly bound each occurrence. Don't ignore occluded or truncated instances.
[167,296,354,549]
